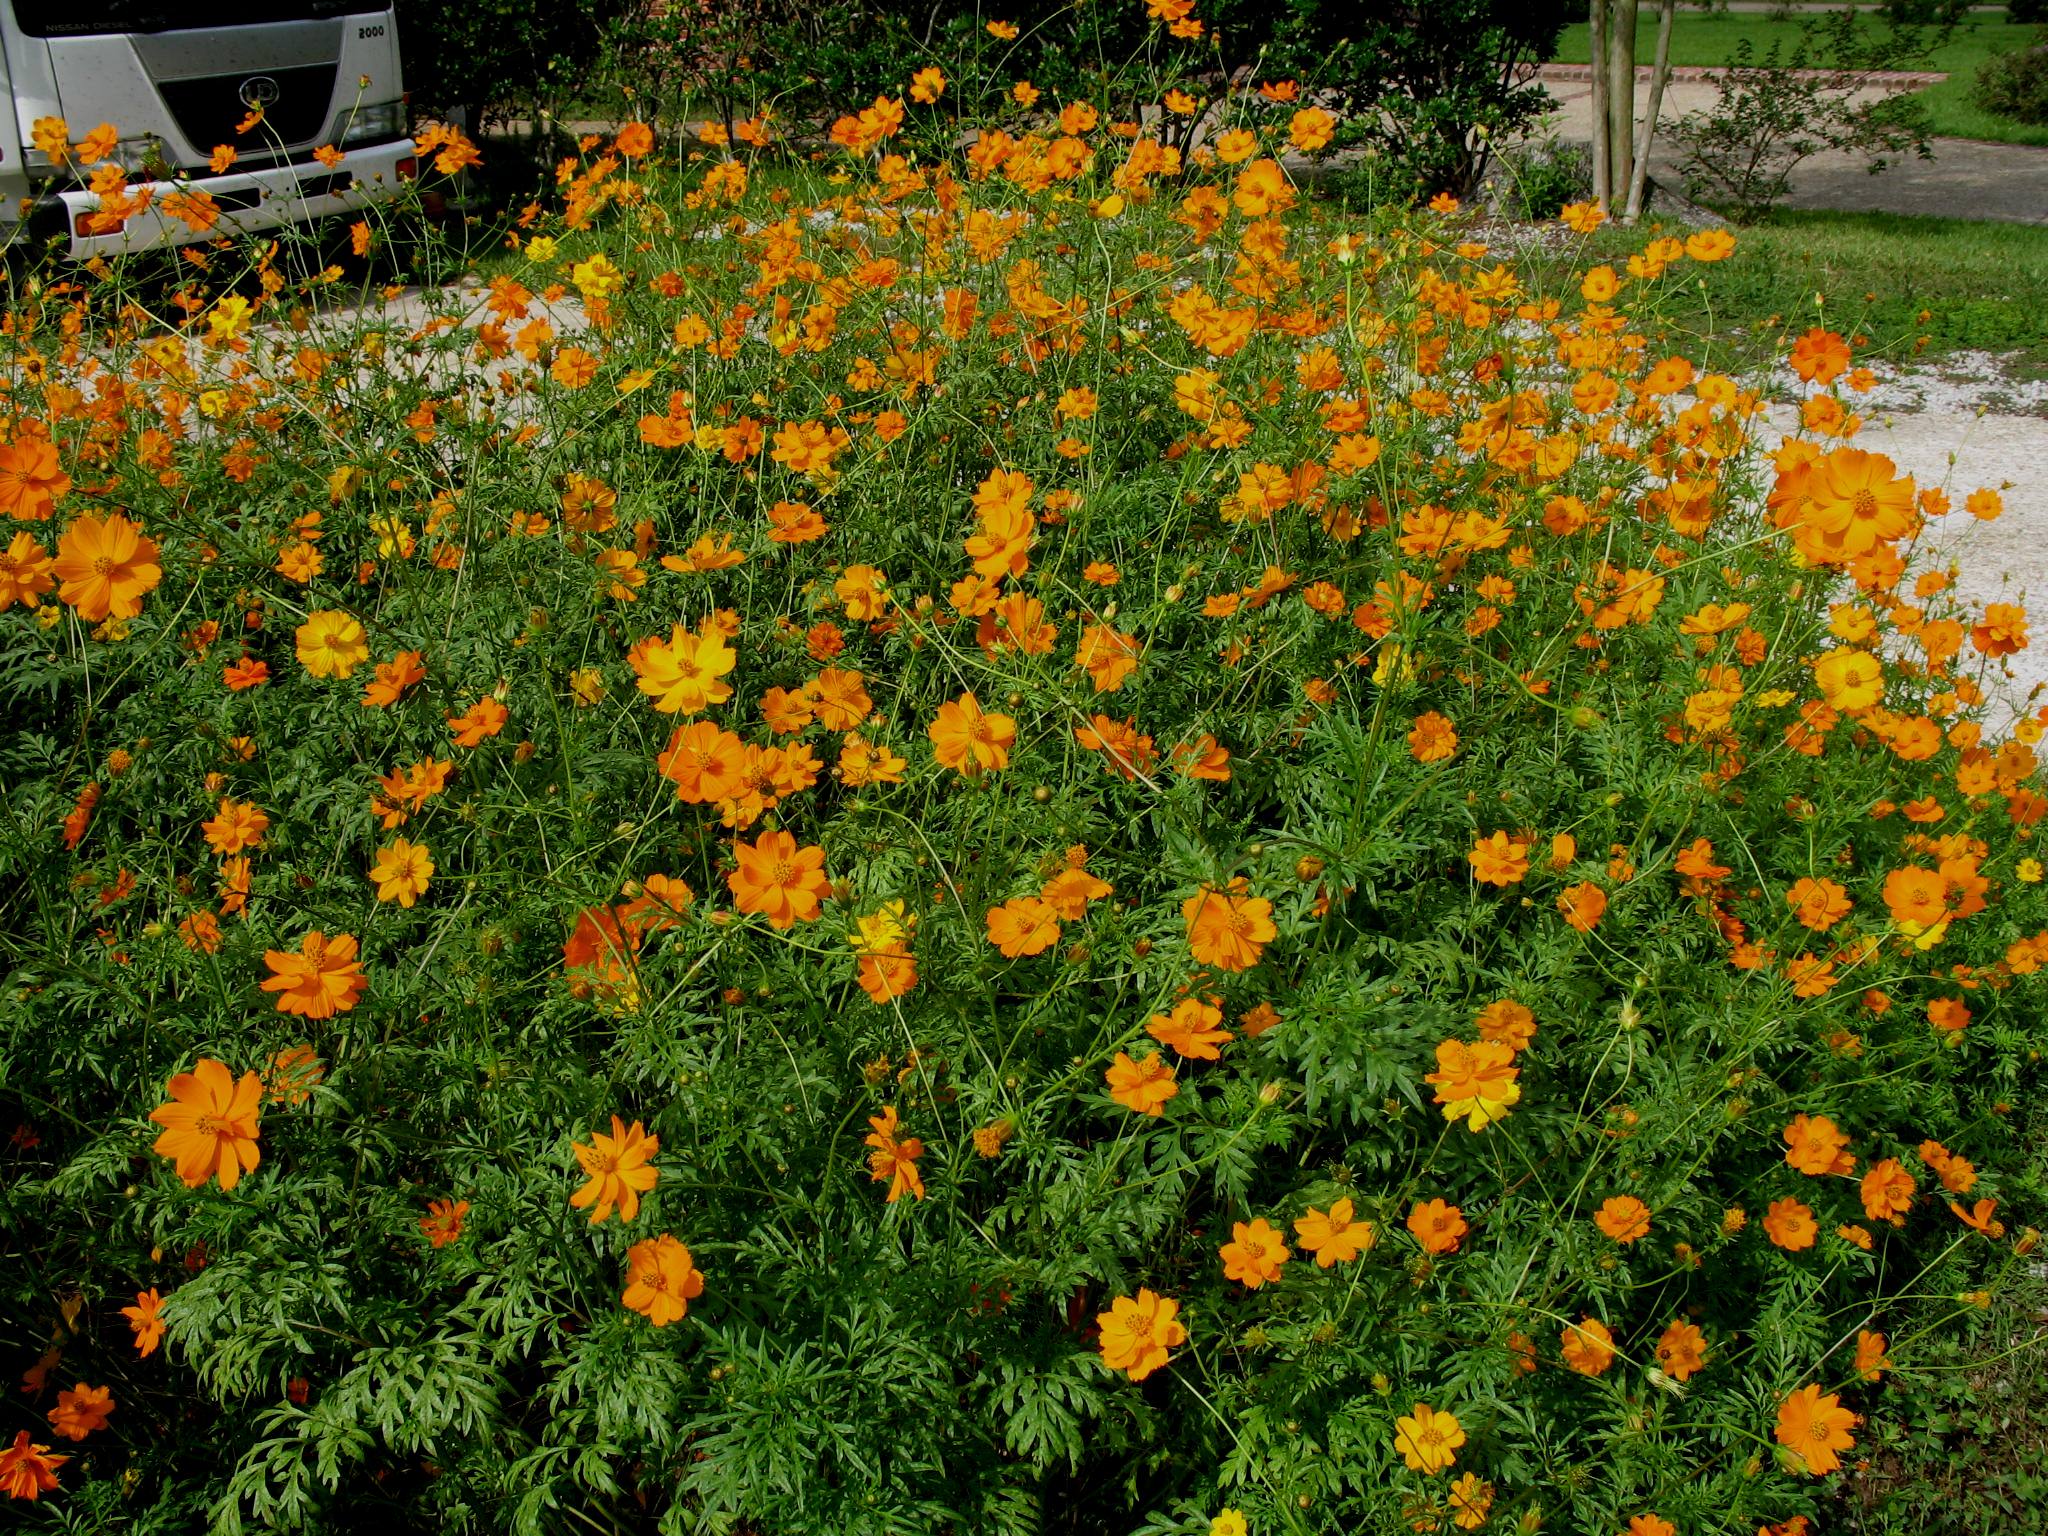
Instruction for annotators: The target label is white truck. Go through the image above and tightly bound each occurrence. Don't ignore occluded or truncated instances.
[0,0,415,259]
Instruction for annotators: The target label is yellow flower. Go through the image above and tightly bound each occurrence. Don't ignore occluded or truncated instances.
[630,618,736,715]
[295,611,370,679]
[1394,1403,1465,1475]
[1813,647,1883,713]
[368,837,434,907]
[571,1115,661,1224]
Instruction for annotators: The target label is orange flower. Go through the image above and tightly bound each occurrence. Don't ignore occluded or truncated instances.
[148,1058,263,1190]
[1170,732,1232,780]
[1949,1197,2005,1236]
[0,436,71,519]
[419,1198,470,1248]
[656,720,745,803]
[1594,1195,1651,1244]
[200,797,268,856]
[1789,326,1851,384]
[1219,1217,1291,1288]
[0,1430,67,1500]
[1561,1315,1615,1376]
[1557,881,1607,931]
[361,650,426,707]
[223,657,270,690]
[928,691,1016,775]
[1790,447,1915,564]
[1146,996,1232,1059]
[1786,877,1852,931]
[1927,996,1970,1033]
[621,1233,704,1326]
[986,896,1061,957]
[0,530,56,608]
[1860,1158,1916,1224]
[864,1105,926,1202]
[1040,857,1113,919]
[1096,1288,1186,1381]
[810,667,872,730]
[1294,1197,1376,1266]
[1425,1039,1520,1130]
[726,830,828,928]
[260,930,369,1018]
[1182,885,1275,971]
[47,1383,113,1441]
[1783,1113,1853,1176]
[1105,1049,1178,1116]
[1475,999,1537,1052]
[265,1043,324,1107]
[571,1115,660,1224]
[121,1289,165,1357]
[1920,1139,1977,1193]
[1075,621,1140,692]
[1408,1198,1467,1254]
[1467,830,1530,885]
[1883,865,1947,931]
[1775,1384,1858,1475]
[1654,1319,1707,1381]
[1854,1329,1892,1382]
[1763,1196,1818,1251]
[1408,711,1458,763]
[53,512,162,620]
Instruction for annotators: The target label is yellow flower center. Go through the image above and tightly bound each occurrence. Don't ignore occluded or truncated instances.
[93,554,118,576]
[1851,488,1879,520]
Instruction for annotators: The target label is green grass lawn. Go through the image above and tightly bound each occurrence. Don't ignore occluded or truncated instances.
[1554,9,2048,146]
[1528,209,2048,377]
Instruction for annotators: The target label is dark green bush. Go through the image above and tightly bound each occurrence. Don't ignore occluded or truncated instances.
[397,0,626,128]
[1974,38,2048,125]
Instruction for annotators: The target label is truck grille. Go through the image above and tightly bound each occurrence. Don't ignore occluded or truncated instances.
[156,62,338,156]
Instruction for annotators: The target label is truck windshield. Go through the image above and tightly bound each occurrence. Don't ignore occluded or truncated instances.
[7,0,367,37]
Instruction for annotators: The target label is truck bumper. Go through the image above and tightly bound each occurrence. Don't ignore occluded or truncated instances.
[39,139,417,260]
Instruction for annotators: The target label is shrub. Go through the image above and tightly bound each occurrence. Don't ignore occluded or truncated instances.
[1,15,2044,1536]
[1974,36,2048,125]
[397,0,625,128]
[1668,10,1945,221]
[1490,134,1593,220]
[1254,0,1577,198]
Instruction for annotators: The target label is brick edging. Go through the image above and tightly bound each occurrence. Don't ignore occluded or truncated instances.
[1531,63,1947,85]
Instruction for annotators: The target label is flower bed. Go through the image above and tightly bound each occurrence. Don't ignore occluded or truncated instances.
[0,37,2042,1536]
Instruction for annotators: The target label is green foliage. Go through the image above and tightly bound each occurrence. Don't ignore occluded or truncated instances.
[397,0,626,126]
[1973,34,2048,125]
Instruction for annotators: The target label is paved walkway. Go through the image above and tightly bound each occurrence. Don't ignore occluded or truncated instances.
[1535,71,2048,224]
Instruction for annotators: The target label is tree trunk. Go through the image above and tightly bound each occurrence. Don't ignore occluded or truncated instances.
[1625,0,1677,222]
[1589,0,1610,207]
[1603,0,1637,201]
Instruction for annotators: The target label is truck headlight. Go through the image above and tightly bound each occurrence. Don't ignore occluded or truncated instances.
[332,101,406,146]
